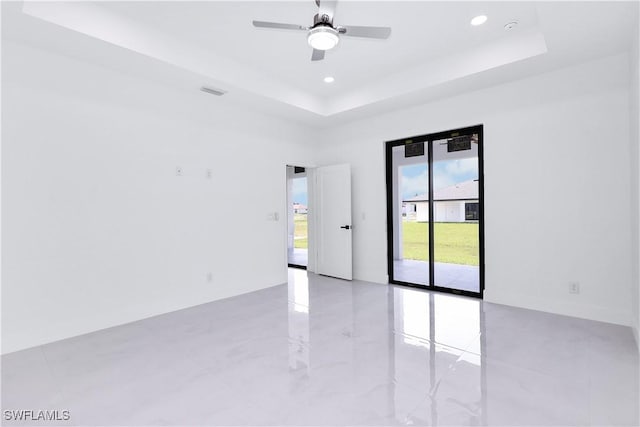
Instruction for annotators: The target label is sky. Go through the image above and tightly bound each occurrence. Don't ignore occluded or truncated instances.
[291,158,477,205]
[292,177,307,205]
[401,158,478,200]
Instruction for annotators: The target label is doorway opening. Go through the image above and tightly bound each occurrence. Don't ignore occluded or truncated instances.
[385,125,484,298]
[287,165,308,269]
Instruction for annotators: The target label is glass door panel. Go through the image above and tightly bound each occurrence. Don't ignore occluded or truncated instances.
[287,166,308,268]
[431,133,480,293]
[390,143,429,286]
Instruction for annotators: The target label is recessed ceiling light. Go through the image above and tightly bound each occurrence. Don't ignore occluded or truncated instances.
[470,15,488,26]
[323,76,335,83]
[504,21,518,30]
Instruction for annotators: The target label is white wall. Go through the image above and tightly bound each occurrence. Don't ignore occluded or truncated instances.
[3,32,638,354]
[316,53,633,326]
[1,41,316,354]
[630,9,640,350]
[416,203,428,223]
[437,201,466,223]
[414,201,469,223]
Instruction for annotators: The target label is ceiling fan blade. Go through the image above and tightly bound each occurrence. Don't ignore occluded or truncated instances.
[338,25,391,39]
[252,21,307,31]
[318,0,338,21]
[311,49,325,61]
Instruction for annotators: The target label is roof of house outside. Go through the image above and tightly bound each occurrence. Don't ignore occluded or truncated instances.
[404,179,478,202]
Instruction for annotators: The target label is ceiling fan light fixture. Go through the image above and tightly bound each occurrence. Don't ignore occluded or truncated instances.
[308,26,340,50]
[323,76,335,83]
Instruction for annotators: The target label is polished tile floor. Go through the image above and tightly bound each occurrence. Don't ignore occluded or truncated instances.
[2,269,638,425]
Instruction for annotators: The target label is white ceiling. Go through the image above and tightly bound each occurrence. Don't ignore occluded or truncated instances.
[2,1,638,127]
[99,1,542,96]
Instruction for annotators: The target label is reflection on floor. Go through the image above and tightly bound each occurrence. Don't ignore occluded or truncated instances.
[394,259,480,292]
[288,247,307,267]
[2,269,638,426]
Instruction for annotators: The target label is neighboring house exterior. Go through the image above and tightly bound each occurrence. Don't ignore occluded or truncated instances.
[293,203,308,214]
[404,179,479,222]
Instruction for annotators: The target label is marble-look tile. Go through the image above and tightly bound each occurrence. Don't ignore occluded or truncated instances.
[1,348,68,420]
[481,358,591,426]
[2,269,638,426]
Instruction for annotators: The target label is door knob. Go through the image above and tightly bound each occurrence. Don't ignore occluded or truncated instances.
[340,225,351,230]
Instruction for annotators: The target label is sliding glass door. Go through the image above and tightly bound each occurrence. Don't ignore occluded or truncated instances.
[386,125,484,297]
[389,143,429,286]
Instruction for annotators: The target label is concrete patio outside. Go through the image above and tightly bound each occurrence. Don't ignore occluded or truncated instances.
[288,247,307,267]
[393,259,479,293]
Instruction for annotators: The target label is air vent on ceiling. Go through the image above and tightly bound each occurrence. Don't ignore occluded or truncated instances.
[200,86,227,96]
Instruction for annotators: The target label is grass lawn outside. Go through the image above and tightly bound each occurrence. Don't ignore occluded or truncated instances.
[403,221,479,266]
[293,214,476,265]
[294,214,308,249]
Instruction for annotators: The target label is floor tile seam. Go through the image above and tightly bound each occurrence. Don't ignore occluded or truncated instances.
[430,346,485,391]
[584,336,640,365]
[51,362,211,408]
[393,333,480,357]
[585,363,599,426]
[482,355,591,389]
[431,331,483,357]
[38,345,69,408]
[43,348,209,392]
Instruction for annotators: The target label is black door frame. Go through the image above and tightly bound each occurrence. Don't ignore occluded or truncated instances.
[385,124,485,298]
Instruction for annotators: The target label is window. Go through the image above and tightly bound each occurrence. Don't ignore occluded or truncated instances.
[465,202,479,221]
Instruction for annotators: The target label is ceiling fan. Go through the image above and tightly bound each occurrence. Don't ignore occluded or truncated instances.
[252,0,391,61]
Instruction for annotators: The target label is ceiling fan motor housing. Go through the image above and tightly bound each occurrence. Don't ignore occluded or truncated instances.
[313,13,333,27]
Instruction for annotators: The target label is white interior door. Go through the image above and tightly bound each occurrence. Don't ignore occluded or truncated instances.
[316,164,352,280]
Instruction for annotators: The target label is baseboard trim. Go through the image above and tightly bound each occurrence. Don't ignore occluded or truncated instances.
[483,289,632,327]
